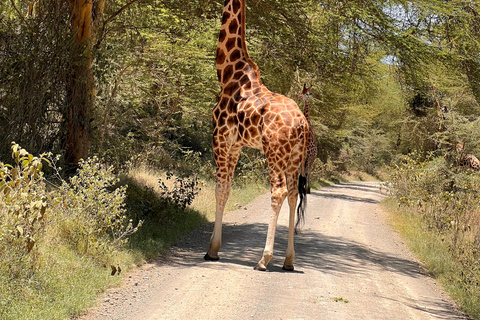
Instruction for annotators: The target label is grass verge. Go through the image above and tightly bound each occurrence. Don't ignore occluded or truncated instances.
[124,166,269,260]
[0,242,130,320]
[382,198,480,319]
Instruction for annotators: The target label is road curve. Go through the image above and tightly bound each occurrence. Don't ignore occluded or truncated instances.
[80,182,467,320]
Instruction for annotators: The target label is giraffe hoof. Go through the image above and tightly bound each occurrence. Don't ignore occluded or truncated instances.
[282,264,295,271]
[204,253,219,261]
[254,263,267,271]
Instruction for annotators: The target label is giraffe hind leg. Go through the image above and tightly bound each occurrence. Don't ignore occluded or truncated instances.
[306,172,311,194]
[254,181,287,271]
[254,163,288,271]
[283,171,301,271]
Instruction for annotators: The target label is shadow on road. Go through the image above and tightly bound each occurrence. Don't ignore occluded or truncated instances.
[156,182,417,277]
[310,182,385,204]
[326,182,384,193]
[310,191,381,204]
[158,221,423,280]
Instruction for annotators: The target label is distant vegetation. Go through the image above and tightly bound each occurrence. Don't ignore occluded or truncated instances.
[386,153,480,318]
[1,0,480,319]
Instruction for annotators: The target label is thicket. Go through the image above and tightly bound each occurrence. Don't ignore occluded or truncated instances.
[387,96,480,316]
[388,154,480,316]
[0,143,141,319]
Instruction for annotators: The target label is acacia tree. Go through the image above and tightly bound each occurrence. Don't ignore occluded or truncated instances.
[65,0,145,165]
[1,0,479,172]
[64,0,105,165]
[0,0,107,165]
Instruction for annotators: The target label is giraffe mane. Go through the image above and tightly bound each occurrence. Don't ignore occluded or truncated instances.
[237,0,260,78]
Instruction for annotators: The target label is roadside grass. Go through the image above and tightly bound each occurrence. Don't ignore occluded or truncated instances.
[382,198,480,319]
[124,165,269,260]
[0,240,127,320]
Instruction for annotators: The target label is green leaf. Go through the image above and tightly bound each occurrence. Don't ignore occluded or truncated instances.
[22,159,31,168]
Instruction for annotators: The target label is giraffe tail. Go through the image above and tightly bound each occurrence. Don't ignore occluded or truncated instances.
[295,174,307,234]
[295,125,308,234]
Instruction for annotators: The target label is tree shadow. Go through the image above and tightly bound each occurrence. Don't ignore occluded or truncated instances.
[310,190,381,204]
[148,182,468,320]
[308,182,385,204]
[157,221,423,279]
[326,182,385,194]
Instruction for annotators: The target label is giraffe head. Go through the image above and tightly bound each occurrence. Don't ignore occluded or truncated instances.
[299,84,312,101]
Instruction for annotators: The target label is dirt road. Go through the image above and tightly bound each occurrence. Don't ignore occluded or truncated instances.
[81,182,467,320]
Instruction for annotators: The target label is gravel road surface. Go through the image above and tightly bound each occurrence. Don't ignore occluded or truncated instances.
[80,182,467,320]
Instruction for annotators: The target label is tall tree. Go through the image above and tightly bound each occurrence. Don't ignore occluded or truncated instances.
[64,0,105,165]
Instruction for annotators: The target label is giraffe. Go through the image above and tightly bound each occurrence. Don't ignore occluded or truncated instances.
[300,84,318,194]
[454,143,480,171]
[459,154,480,171]
[444,141,480,171]
[204,0,309,271]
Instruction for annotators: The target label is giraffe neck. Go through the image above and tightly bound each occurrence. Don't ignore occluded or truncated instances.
[304,96,311,123]
[216,0,260,89]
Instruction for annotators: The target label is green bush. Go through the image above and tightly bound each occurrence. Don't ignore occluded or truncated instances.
[387,153,480,302]
[0,143,140,288]
[56,157,142,254]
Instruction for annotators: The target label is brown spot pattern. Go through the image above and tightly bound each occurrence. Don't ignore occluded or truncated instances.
[209,0,310,270]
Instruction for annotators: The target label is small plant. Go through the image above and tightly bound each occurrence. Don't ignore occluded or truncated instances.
[332,297,349,303]
[58,157,142,253]
[158,172,201,208]
[0,143,53,265]
[0,143,142,273]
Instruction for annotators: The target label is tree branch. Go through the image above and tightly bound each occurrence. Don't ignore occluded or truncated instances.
[94,0,141,50]
[9,0,30,28]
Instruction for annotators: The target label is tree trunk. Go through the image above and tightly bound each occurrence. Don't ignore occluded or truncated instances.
[65,0,105,166]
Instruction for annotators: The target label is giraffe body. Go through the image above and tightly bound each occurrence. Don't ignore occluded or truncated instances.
[205,0,309,271]
[456,144,480,171]
[459,154,480,171]
[300,84,318,194]
[444,142,480,171]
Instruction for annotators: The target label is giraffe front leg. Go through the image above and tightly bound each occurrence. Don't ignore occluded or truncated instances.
[205,148,241,261]
[205,170,230,260]
[204,183,226,260]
